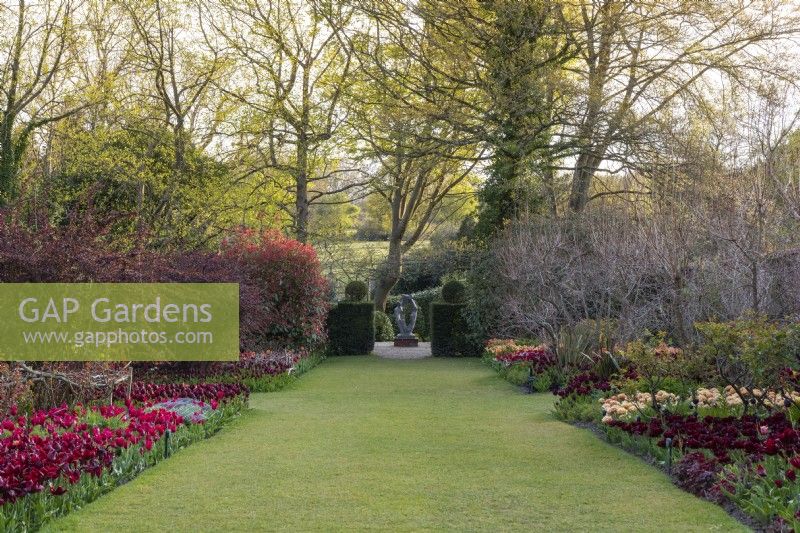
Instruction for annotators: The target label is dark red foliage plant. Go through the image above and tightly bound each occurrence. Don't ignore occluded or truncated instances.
[115,382,249,405]
[220,228,330,349]
[495,348,555,373]
[0,381,248,509]
[556,371,611,398]
[673,452,723,501]
[0,206,329,350]
[132,349,303,383]
[609,412,800,463]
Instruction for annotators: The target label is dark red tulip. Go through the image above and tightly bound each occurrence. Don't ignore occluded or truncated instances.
[1,380,246,507]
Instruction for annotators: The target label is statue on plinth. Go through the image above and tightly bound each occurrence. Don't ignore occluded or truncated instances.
[393,294,419,347]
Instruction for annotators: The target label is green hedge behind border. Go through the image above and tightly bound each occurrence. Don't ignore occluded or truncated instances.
[327,302,375,355]
[430,302,476,357]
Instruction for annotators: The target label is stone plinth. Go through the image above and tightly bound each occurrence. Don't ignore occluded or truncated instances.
[393,335,419,347]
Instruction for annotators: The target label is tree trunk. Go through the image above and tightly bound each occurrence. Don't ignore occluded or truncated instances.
[542,163,557,217]
[173,118,187,178]
[294,66,312,244]
[295,136,309,243]
[568,151,601,213]
[750,261,760,313]
[0,122,16,203]
[373,236,403,312]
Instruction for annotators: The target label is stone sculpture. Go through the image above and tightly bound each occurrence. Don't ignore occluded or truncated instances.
[393,294,419,347]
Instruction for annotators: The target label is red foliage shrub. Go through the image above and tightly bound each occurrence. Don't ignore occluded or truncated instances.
[221,228,330,349]
[0,209,329,350]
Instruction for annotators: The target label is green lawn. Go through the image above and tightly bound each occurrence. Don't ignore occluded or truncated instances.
[47,357,745,532]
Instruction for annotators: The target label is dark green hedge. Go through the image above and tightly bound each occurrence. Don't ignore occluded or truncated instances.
[430,302,476,357]
[327,302,375,355]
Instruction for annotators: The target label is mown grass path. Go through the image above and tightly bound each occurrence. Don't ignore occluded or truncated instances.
[48,357,744,532]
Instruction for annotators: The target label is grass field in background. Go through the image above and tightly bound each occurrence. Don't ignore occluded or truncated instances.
[316,240,431,295]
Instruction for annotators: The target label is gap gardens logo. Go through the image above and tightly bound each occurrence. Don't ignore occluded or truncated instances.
[0,283,239,361]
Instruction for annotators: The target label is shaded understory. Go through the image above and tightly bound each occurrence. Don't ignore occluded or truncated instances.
[47,357,744,532]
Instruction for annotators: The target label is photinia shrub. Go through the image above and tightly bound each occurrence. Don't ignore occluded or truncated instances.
[221,228,330,349]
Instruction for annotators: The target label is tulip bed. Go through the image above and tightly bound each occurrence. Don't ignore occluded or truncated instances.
[482,341,558,390]
[130,349,323,392]
[0,383,248,532]
[485,320,800,531]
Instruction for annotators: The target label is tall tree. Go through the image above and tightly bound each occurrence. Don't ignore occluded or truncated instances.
[123,0,230,237]
[348,4,482,309]
[204,0,365,243]
[346,0,575,233]
[474,0,574,233]
[564,0,800,212]
[0,0,89,203]
[125,0,227,175]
